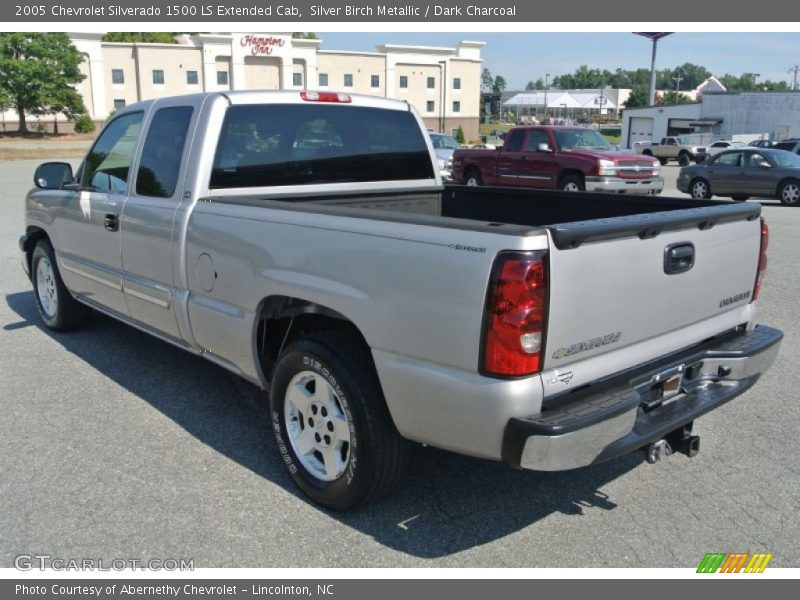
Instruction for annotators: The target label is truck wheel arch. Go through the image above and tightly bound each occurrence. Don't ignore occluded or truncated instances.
[22,226,51,277]
[557,170,586,191]
[253,295,373,386]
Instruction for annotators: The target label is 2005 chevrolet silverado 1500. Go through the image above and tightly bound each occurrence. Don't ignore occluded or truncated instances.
[22,91,782,510]
[452,125,665,194]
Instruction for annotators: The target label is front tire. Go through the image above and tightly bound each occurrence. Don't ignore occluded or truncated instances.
[778,179,800,205]
[690,178,712,200]
[31,240,90,331]
[269,332,409,510]
[464,170,483,186]
[731,195,749,202]
[559,174,585,192]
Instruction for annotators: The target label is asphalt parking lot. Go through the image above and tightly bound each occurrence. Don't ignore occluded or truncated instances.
[1,156,798,568]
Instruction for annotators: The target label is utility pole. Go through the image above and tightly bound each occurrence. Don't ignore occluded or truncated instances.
[673,71,684,92]
[544,73,549,123]
[790,65,799,91]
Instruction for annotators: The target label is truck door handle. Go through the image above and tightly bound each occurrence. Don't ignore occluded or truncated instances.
[664,242,695,275]
[104,213,119,232]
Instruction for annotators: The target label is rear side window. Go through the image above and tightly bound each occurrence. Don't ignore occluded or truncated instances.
[136,106,193,198]
[504,129,525,152]
[210,104,435,189]
[774,142,798,152]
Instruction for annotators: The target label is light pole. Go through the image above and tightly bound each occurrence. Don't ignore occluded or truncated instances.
[634,33,673,105]
[673,70,684,93]
[544,73,549,123]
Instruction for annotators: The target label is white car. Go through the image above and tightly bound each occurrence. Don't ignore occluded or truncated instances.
[707,140,749,156]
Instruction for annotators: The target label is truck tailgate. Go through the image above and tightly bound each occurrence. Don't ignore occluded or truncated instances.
[542,203,762,394]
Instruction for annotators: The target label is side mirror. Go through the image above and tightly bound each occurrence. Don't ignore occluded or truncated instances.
[34,162,73,190]
[757,161,772,169]
[537,143,553,153]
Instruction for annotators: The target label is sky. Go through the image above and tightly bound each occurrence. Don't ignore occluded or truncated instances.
[316,32,800,89]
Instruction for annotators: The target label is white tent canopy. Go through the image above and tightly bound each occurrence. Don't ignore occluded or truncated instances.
[503,91,615,109]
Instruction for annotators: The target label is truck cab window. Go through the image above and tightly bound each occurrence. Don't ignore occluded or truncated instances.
[136,106,194,198]
[81,112,143,193]
[503,130,525,152]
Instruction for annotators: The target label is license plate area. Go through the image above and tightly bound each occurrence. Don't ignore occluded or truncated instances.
[641,365,685,411]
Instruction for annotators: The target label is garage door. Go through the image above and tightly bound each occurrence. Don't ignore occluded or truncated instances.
[629,117,654,146]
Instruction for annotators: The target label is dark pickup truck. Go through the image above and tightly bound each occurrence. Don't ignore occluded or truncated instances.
[452,125,664,194]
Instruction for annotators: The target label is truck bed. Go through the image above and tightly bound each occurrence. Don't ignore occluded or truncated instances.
[206,184,760,249]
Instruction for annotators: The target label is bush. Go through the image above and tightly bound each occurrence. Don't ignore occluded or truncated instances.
[73,114,95,134]
[455,126,465,144]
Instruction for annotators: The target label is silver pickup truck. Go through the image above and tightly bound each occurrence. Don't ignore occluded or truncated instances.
[22,91,782,510]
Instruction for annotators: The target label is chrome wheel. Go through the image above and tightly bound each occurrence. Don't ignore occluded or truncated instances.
[283,370,352,482]
[36,257,58,318]
[691,180,709,199]
[465,175,480,186]
[780,182,800,205]
[562,182,580,192]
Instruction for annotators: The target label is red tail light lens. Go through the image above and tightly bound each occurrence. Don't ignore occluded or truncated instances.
[300,91,352,103]
[482,251,549,377]
[752,218,769,302]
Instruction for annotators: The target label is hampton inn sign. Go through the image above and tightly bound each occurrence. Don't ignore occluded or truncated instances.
[240,35,286,56]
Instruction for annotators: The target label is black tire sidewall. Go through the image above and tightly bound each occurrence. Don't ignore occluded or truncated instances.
[269,340,370,510]
[560,175,585,191]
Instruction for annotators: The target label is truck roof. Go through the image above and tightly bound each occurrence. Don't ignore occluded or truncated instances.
[117,90,412,115]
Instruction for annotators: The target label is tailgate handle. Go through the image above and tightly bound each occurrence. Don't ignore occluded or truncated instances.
[664,242,695,275]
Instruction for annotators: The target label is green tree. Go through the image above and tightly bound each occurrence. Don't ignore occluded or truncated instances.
[0,33,86,133]
[657,90,694,106]
[524,80,535,91]
[492,75,507,93]
[623,86,649,108]
[33,84,86,134]
[525,78,545,91]
[455,126,465,144]
[102,33,178,43]
[481,68,494,92]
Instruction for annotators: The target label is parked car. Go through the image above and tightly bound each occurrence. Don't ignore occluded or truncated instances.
[636,136,708,166]
[428,132,461,182]
[677,147,800,204]
[22,90,782,509]
[452,125,663,194]
[707,140,749,156]
[749,140,779,148]
[772,139,800,155]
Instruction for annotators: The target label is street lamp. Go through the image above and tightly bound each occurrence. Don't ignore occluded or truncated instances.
[544,73,549,123]
[634,33,673,105]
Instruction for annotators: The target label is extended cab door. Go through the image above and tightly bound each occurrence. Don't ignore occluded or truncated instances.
[496,129,527,185]
[519,128,558,188]
[55,111,145,316]
[120,99,200,339]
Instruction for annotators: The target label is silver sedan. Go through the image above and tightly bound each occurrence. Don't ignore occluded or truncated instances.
[677,148,800,205]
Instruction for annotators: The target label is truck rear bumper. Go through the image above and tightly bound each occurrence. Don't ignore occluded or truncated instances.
[585,175,664,194]
[502,325,782,471]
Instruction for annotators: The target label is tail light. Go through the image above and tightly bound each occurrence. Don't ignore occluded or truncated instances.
[481,251,549,377]
[752,218,769,302]
[300,91,352,103]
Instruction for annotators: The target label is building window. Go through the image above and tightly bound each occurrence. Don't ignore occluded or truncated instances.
[399,76,408,89]
[111,69,124,85]
[186,70,198,85]
[427,101,435,113]
[344,74,353,87]
[453,101,461,113]
[217,71,229,86]
[427,77,435,89]
[319,73,328,87]
[293,72,303,87]
[152,69,164,85]
[453,77,461,90]
[371,75,380,88]
[113,99,126,111]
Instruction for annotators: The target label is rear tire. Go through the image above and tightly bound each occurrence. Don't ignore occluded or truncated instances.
[778,179,800,205]
[269,331,409,510]
[31,240,90,332]
[559,174,585,192]
[690,178,712,200]
[464,170,483,186]
[658,157,668,166]
[678,153,691,167]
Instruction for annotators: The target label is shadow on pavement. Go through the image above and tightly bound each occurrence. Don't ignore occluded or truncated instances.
[6,289,641,559]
